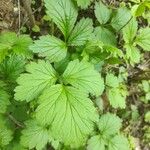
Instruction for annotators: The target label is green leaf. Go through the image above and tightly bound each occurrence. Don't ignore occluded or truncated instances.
[32,25,40,32]
[107,88,126,108]
[125,44,141,64]
[0,32,32,58]
[0,44,10,62]
[111,7,131,31]
[36,84,98,147]
[68,18,93,46]
[106,73,119,88]
[0,89,10,114]
[103,45,123,58]
[135,2,147,16]
[6,142,27,150]
[8,101,29,122]
[0,127,13,148]
[0,32,17,45]
[98,113,122,136]
[82,40,108,63]
[14,60,57,102]
[105,57,122,65]
[0,81,10,114]
[0,116,13,147]
[94,27,116,46]
[146,92,150,101]
[62,59,104,96]
[95,1,111,24]
[145,111,150,123]
[108,135,130,150]
[142,80,150,93]
[122,18,138,43]
[20,120,50,150]
[30,35,67,62]
[75,0,93,9]
[135,28,150,51]
[44,0,78,39]
[0,55,25,82]
[83,40,103,54]
[87,135,105,150]
[144,126,150,142]
[54,54,70,74]
[12,35,32,57]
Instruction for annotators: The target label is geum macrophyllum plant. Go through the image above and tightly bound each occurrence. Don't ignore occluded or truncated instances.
[1,0,148,149]
[14,0,105,148]
[14,0,132,149]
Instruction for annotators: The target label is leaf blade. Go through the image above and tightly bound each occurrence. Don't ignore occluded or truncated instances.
[14,60,57,102]
[95,1,111,24]
[0,81,10,114]
[36,84,98,147]
[94,27,116,46]
[20,120,50,150]
[108,135,130,150]
[122,18,138,43]
[87,135,105,150]
[111,7,131,31]
[68,18,93,46]
[30,35,67,62]
[98,113,122,136]
[135,28,150,51]
[62,59,104,96]
[107,88,126,109]
[75,0,93,9]
[44,0,78,39]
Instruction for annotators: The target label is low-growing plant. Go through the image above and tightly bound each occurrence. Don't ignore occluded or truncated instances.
[0,0,150,149]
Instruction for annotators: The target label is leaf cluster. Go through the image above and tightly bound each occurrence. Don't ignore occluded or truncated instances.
[0,0,150,149]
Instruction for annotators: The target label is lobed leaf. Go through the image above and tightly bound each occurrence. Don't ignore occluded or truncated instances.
[75,0,93,9]
[98,113,122,136]
[106,73,119,88]
[0,90,10,114]
[30,35,67,62]
[0,32,32,59]
[14,60,57,102]
[94,27,116,46]
[0,44,10,63]
[125,44,141,64]
[20,120,50,150]
[95,1,111,24]
[12,35,33,57]
[108,135,130,150]
[0,116,13,147]
[44,0,78,39]
[36,84,98,147]
[0,32,17,45]
[0,55,25,82]
[63,59,104,96]
[87,135,105,150]
[0,81,10,114]
[107,88,126,108]
[111,7,131,31]
[135,28,150,51]
[122,18,138,44]
[68,18,93,46]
